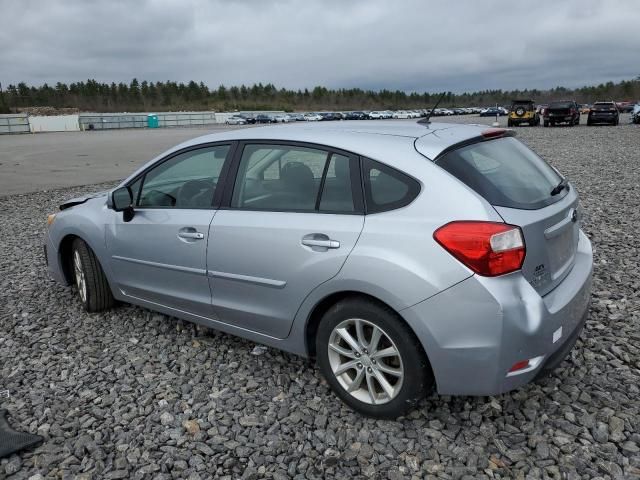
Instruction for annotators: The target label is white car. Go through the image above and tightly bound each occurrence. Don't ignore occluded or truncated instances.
[368,111,384,119]
[392,110,411,119]
[274,114,292,123]
[304,113,322,121]
[408,110,421,119]
[225,116,248,125]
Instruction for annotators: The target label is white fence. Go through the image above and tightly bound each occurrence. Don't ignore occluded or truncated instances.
[28,114,80,133]
[0,110,284,134]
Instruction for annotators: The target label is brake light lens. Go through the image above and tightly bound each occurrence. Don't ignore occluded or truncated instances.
[481,128,507,138]
[434,221,526,276]
[508,360,530,373]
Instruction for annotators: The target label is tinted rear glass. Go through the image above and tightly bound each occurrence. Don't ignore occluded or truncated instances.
[436,137,564,210]
[550,102,572,108]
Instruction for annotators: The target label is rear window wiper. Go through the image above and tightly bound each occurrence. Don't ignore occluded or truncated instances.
[550,178,569,196]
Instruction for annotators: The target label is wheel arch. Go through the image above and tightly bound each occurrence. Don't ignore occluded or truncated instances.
[56,230,114,289]
[58,233,81,284]
[303,290,435,386]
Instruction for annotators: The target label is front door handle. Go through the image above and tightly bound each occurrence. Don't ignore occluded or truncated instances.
[302,234,340,249]
[178,227,204,241]
[179,232,204,239]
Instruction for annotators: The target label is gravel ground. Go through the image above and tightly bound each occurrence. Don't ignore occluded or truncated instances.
[1,120,639,479]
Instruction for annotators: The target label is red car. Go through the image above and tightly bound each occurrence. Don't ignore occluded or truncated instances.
[543,101,580,127]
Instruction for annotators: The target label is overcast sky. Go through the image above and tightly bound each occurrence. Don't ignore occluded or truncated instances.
[1,0,638,93]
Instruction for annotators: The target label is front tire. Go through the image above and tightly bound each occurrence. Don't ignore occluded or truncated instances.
[72,238,114,312]
[316,298,433,418]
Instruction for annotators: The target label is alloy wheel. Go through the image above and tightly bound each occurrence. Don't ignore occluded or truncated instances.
[73,250,87,303]
[327,318,404,405]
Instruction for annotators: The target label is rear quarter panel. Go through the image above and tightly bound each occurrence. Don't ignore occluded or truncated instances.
[290,152,504,353]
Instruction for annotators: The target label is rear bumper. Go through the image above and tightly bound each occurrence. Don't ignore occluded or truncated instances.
[589,114,617,123]
[509,117,536,124]
[402,229,593,396]
[547,115,574,123]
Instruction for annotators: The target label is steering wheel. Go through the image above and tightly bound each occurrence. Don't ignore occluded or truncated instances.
[176,179,215,207]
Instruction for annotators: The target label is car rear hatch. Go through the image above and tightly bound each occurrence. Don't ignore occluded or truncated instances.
[592,104,616,114]
[430,135,579,296]
[548,103,571,116]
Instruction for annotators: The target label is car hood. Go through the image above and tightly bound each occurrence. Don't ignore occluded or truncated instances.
[60,190,109,210]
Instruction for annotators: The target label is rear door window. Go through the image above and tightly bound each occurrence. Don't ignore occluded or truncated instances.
[436,137,564,210]
[231,144,362,213]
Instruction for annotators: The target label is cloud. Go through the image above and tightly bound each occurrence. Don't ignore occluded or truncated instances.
[1,0,638,92]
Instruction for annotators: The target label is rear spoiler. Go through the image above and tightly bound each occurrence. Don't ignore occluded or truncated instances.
[433,128,516,161]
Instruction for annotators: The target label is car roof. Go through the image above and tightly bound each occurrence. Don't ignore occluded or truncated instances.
[123,121,494,185]
[182,121,488,157]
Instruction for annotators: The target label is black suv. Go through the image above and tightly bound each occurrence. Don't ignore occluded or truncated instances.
[543,101,580,127]
[238,113,257,124]
[255,114,275,124]
[587,102,619,126]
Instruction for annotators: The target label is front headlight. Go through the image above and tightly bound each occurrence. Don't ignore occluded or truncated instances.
[47,213,56,226]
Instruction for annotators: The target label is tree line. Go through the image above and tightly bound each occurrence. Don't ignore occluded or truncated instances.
[1,77,639,114]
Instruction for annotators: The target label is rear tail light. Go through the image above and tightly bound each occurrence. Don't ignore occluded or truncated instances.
[434,221,526,276]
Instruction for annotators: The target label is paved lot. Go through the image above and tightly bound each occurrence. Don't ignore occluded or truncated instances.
[0,126,250,195]
[1,117,639,479]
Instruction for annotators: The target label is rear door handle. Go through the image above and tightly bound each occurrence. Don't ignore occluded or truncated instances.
[302,235,340,249]
[302,239,340,248]
[179,232,204,239]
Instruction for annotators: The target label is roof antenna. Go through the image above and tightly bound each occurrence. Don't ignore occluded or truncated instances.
[418,91,446,125]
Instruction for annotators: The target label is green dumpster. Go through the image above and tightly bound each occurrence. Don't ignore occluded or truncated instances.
[147,114,159,128]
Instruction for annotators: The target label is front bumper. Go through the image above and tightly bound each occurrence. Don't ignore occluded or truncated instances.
[402,229,593,396]
[44,230,68,285]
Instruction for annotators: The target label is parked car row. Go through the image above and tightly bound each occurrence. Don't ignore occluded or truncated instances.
[224,108,481,125]
[225,101,639,126]
[505,99,638,127]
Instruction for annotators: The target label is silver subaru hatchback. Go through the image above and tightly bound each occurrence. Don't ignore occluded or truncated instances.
[45,121,592,418]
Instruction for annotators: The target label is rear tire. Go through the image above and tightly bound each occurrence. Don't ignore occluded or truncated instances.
[71,238,114,312]
[316,298,433,419]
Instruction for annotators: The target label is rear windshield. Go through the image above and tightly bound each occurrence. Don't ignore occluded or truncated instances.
[593,102,615,107]
[550,102,572,108]
[436,137,565,210]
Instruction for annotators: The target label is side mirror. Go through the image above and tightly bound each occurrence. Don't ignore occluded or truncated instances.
[111,186,135,222]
